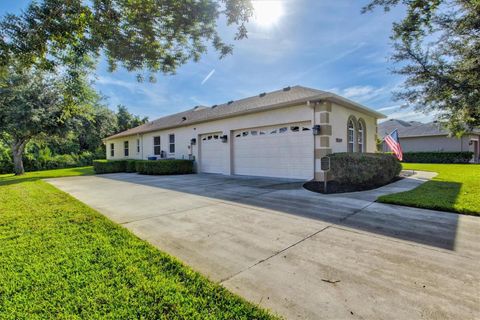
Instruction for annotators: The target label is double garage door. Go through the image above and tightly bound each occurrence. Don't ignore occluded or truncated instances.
[200,122,313,180]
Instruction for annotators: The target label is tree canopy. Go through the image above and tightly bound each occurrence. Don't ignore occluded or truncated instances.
[0,65,92,174]
[364,0,480,135]
[0,0,253,78]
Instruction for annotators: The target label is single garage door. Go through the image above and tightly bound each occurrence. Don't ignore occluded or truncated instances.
[233,122,313,179]
[200,132,227,174]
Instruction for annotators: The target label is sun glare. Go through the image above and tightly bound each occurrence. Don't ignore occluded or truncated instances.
[252,1,285,28]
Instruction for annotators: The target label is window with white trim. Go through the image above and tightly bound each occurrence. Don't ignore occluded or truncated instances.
[348,119,355,153]
[169,134,175,153]
[124,141,129,157]
[110,143,114,157]
[153,136,161,155]
[358,121,365,152]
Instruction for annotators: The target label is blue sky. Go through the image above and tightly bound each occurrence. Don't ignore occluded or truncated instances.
[0,0,431,122]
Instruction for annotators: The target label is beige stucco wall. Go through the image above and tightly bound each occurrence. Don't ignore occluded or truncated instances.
[399,135,474,152]
[330,103,377,153]
[105,102,381,178]
[106,104,314,175]
[393,134,480,162]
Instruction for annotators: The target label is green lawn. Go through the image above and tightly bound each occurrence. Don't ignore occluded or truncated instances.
[378,163,480,215]
[0,167,276,319]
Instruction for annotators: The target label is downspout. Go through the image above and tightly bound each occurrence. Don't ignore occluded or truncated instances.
[308,100,316,178]
[141,134,144,159]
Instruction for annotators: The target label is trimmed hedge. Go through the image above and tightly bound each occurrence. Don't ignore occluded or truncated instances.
[125,160,137,173]
[93,159,194,175]
[328,153,402,186]
[93,160,127,174]
[402,152,473,164]
[135,160,194,175]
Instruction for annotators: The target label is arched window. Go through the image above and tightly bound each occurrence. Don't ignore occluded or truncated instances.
[358,120,365,152]
[347,119,355,152]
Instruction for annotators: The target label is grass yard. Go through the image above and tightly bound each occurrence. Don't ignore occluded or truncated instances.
[0,167,275,319]
[378,163,480,215]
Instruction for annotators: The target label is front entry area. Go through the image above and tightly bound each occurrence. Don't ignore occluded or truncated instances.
[232,122,313,179]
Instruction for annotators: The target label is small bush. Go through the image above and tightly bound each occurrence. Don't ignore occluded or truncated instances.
[402,152,473,164]
[125,160,137,173]
[93,160,127,174]
[135,160,194,175]
[328,153,401,186]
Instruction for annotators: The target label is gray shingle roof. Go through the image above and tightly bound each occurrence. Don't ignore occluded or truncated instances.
[379,119,480,138]
[107,85,384,140]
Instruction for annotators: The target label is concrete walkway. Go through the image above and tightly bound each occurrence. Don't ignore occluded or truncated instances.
[46,173,480,320]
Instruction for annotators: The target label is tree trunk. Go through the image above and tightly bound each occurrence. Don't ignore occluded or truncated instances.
[12,138,27,175]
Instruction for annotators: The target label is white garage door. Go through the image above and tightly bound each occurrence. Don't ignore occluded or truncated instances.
[200,132,227,174]
[233,122,313,179]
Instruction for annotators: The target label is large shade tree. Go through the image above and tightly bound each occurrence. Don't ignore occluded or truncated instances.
[0,0,254,174]
[364,0,480,135]
[0,0,253,77]
[0,65,96,175]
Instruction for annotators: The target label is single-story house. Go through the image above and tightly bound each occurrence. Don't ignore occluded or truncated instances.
[105,85,386,181]
[379,119,480,162]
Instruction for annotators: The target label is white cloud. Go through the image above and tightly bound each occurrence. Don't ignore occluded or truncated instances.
[330,85,386,104]
[201,69,216,85]
[383,107,434,123]
[293,42,366,80]
[95,75,168,105]
[377,105,401,112]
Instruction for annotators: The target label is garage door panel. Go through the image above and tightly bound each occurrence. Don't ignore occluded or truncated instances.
[233,122,313,180]
[200,133,227,174]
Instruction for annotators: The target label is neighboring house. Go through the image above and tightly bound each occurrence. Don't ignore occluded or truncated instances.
[105,86,386,181]
[379,119,480,162]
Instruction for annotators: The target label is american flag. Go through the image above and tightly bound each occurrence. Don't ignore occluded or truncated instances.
[384,129,403,161]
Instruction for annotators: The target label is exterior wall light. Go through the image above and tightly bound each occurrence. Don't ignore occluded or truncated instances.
[190,138,196,145]
[312,125,321,136]
[220,135,228,143]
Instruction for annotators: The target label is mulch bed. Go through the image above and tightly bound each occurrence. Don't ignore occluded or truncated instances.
[303,176,403,194]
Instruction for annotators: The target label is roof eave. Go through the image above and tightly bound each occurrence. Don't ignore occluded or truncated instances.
[104,92,387,141]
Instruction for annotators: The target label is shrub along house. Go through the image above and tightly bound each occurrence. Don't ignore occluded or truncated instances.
[104,86,386,181]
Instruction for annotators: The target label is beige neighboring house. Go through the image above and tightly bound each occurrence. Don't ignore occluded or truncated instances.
[379,119,480,162]
[105,85,386,181]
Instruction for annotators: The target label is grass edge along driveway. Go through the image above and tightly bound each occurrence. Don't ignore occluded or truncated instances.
[0,167,277,319]
[378,163,479,216]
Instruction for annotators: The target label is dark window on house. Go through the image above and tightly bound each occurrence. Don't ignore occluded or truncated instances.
[279,127,288,133]
[242,131,248,136]
[235,134,241,138]
[213,135,219,139]
[124,141,129,157]
[153,136,161,155]
[270,129,277,134]
[169,134,175,153]
[302,127,310,131]
[290,126,299,132]
[110,143,114,157]
[251,130,258,136]
[348,119,355,153]
[358,120,365,153]
[259,131,266,135]
[136,139,140,153]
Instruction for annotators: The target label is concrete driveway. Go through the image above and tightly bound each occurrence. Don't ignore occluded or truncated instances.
[47,173,480,319]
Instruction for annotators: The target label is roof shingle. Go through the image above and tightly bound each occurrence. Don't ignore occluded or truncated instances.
[106,85,383,140]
